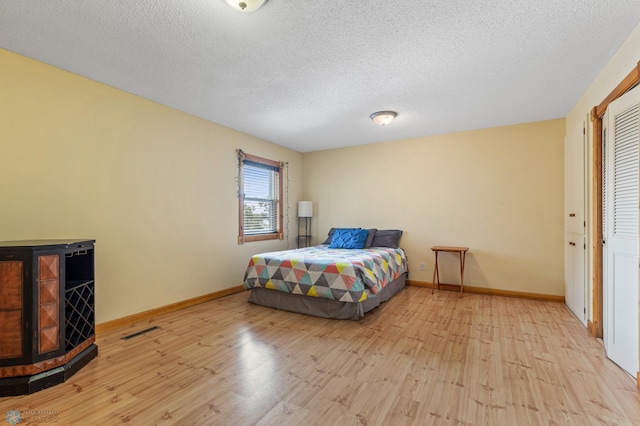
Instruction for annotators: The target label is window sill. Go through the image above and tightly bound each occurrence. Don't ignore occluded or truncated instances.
[239,233,284,244]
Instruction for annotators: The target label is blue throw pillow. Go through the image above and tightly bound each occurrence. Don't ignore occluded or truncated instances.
[329,228,368,249]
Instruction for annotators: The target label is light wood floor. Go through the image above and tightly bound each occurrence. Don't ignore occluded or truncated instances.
[1,287,639,425]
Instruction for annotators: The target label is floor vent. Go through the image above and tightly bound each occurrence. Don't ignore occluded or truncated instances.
[121,326,160,340]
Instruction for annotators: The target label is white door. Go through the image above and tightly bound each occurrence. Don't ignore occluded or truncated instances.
[565,120,587,234]
[573,233,586,325]
[603,84,640,378]
[565,232,575,311]
[565,231,586,324]
[564,118,587,324]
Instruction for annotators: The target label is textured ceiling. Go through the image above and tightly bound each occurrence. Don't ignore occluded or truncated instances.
[1,1,640,152]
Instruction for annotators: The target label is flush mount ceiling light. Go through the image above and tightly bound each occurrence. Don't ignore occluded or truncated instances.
[224,0,268,12]
[370,111,397,126]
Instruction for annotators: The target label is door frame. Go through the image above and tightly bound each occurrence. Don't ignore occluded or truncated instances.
[590,60,640,339]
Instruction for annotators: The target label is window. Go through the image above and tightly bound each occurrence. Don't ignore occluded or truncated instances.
[238,151,284,243]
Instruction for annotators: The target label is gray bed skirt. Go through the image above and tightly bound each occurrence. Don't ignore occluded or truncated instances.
[246,273,406,320]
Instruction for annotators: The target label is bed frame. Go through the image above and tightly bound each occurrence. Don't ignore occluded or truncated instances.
[246,272,406,320]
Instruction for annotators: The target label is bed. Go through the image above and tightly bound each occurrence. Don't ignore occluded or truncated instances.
[243,228,407,320]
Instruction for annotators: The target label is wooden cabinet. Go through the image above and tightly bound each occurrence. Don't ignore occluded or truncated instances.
[0,240,98,396]
[0,261,23,360]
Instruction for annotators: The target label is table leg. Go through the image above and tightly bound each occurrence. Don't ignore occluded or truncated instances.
[459,250,466,297]
[431,251,439,294]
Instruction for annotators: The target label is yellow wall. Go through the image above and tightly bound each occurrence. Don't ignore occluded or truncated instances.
[0,49,303,323]
[565,21,640,322]
[302,119,566,296]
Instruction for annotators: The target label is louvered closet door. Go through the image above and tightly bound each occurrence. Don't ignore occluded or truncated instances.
[603,83,640,378]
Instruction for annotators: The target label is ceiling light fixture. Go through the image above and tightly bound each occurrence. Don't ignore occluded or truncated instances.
[224,0,268,12]
[370,111,397,126]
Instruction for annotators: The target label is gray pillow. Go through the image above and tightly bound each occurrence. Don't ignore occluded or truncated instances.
[364,228,378,248]
[322,228,337,245]
[370,229,403,248]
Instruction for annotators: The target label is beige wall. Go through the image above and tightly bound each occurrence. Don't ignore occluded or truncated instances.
[567,22,640,128]
[565,21,640,322]
[7,15,637,323]
[0,49,303,324]
[302,119,566,296]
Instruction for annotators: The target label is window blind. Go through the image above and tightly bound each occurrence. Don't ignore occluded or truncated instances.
[242,160,280,235]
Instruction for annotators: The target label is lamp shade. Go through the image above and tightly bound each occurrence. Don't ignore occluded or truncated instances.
[298,201,313,218]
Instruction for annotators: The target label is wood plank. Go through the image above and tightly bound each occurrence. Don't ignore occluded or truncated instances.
[594,60,640,118]
[591,106,605,338]
[0,311,22,359]
[407,279,565,302]
[0,288,638,424]
[0,261,22,309]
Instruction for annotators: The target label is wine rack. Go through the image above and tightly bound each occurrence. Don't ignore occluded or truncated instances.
[65,280,95,351]
[0,240,98,396]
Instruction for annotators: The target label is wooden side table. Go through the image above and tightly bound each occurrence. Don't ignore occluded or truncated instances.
[431,246,469,297]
